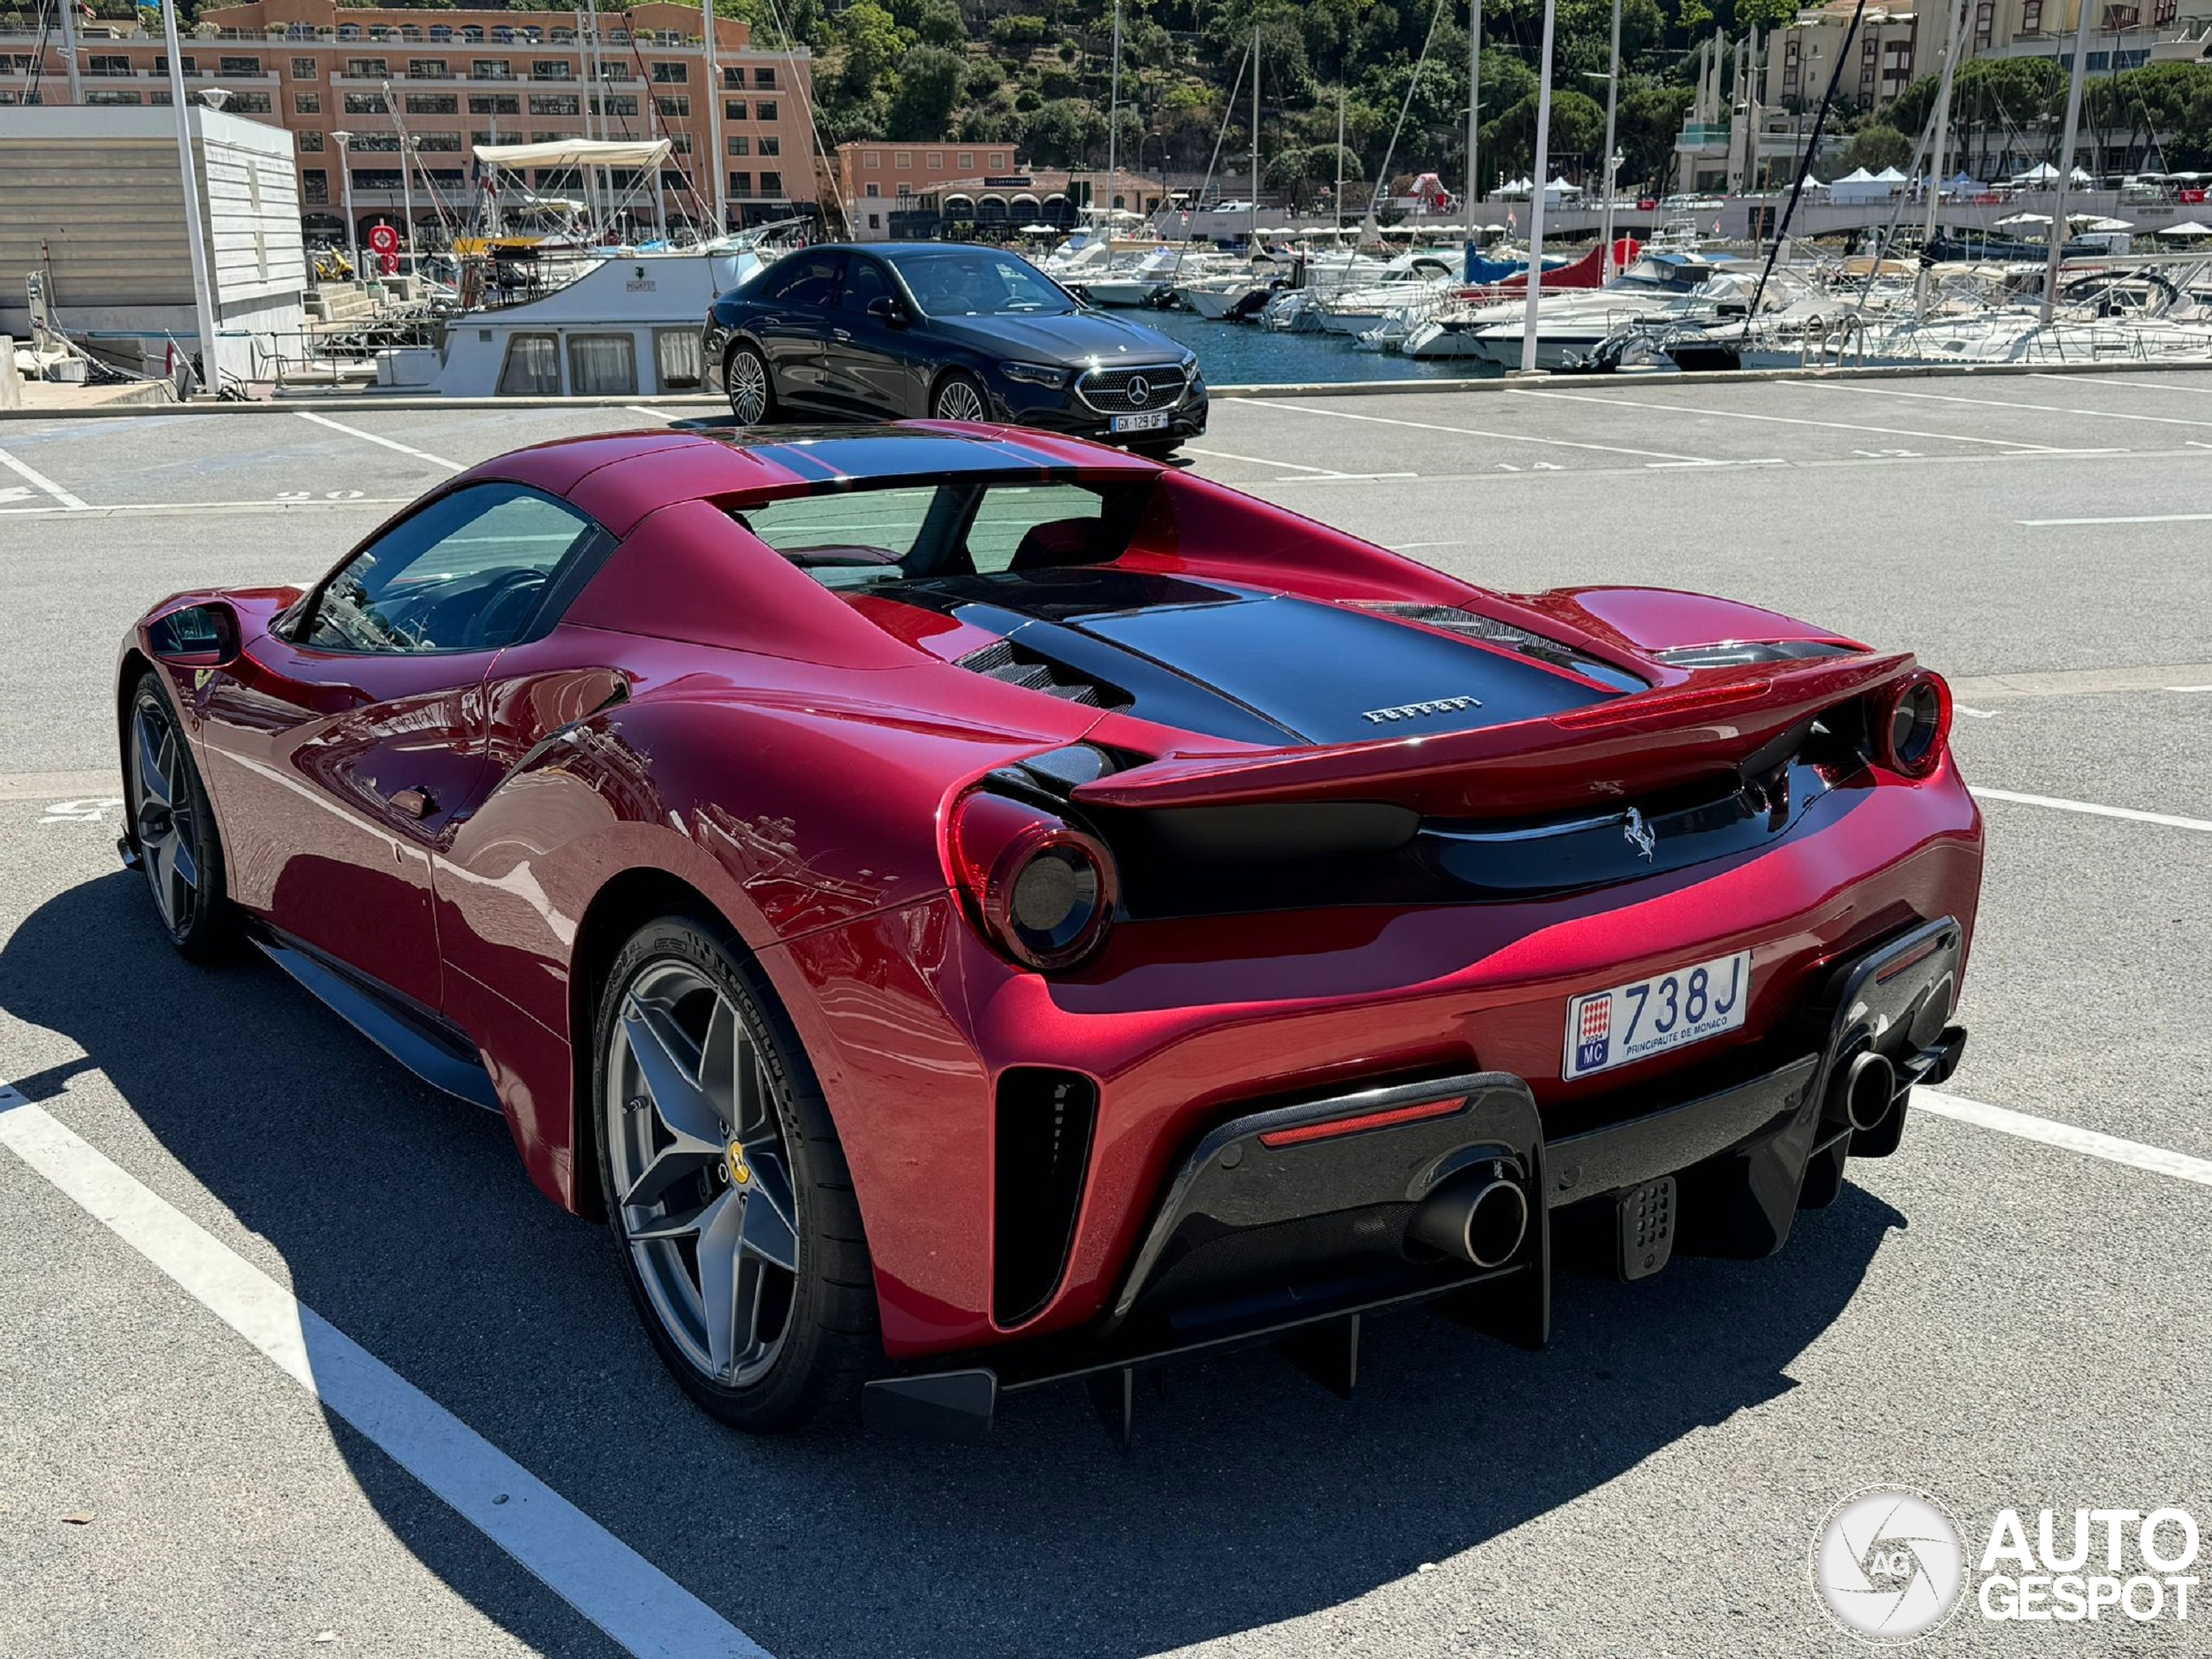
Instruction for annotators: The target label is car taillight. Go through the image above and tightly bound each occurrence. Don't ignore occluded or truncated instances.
[949,791,1116,971]
[1874,670,1952,779]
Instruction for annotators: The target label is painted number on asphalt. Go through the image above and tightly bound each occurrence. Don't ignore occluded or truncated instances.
[1853,448,1921,458]
[275,490,365,501]
[42,798,123,824]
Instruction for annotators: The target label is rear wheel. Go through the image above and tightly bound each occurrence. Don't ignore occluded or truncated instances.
[930,371,988,423]
[594,914,879,1430]
[725,342,774,426]
[126,671,235,961]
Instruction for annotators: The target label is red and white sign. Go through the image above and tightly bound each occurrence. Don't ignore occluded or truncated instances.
[367,224,399,255]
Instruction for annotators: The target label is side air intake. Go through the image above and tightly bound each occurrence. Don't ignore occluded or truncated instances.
[957,639,1134,709]
[993,1068,1099,1327]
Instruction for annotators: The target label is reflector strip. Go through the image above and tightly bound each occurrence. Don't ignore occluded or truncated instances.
[1258,1096,1465,1148]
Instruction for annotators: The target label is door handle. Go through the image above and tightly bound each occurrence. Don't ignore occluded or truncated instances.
[388,785,435,820]
[831,328,852,341]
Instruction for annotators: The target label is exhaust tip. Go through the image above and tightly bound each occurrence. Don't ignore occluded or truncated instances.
[1842,1050,1901,1134]
[1413,1176,1530,1269]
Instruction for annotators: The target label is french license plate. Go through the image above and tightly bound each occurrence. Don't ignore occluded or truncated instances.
[1563,950,1751,1080]
[1109,410,1170,433]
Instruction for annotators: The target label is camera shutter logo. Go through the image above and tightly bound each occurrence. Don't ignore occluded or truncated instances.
[1812,1488,1967,1644]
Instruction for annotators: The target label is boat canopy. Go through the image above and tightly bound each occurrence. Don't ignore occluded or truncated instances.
[474,138,673,169]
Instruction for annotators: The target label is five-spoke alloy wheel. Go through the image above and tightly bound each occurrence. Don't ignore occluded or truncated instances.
[127,673,233,959]
[595,915,878,1428]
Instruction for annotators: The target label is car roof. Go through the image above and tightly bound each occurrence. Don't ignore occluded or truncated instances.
[461,423,1159,537]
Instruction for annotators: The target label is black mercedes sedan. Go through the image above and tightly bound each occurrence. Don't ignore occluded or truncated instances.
[702,243,1207,454]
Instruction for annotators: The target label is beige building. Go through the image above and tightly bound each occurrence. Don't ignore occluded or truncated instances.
[1762,0,2178,116]
[0,0,817,242]
[836,143,1176,239]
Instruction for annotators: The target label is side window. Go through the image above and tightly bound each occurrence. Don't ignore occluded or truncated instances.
[567,333,638,395]
[303,484,599,653]
[728,486,942,588]
[497,332,559,395]
[964,483,1109,575]
[841,257,890,312]
[762,250,842,307]
[653,326,702,389]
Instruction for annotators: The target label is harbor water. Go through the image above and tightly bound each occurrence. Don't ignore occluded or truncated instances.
[1135,308,1508,386]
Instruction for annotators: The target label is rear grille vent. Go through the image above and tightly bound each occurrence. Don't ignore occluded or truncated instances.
[993,1069,1099,1327]
[1359,602,1647,690]
[957,638,1133,709]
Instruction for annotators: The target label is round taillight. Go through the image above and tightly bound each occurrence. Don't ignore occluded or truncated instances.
[949,791,1117,971]
[1877,670,1952,779]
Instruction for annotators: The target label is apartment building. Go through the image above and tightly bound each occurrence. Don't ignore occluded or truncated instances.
[1763,0,2176,116]
[0,0,817,241]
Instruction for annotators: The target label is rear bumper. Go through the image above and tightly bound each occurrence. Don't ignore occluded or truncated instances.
[864,918,1968,1439]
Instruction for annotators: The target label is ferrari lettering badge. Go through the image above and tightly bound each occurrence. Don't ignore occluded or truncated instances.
[1360,694,1483,725]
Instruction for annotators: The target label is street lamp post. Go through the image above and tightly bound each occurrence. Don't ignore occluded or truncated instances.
[332,129,359,278]
[159,0,219,396]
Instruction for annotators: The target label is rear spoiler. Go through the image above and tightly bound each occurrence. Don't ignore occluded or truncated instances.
[1075,652,1916,819]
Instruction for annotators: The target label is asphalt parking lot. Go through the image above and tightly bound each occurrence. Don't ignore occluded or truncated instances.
[0,372,2207,1658]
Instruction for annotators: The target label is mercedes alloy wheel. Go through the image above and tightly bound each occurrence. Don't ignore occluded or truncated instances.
[594,915,878,1428]
[726,344,773,426]
[931,372,988,422]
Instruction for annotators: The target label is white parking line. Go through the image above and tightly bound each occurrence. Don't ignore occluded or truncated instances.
[1252,398,1719,465]
[1506,386,2075,452]
[1181,444,1349,474]
[0,1084,770,1659]
[0,498,411,519]
[2016,511,2212,526]
[0,444,91,511]
[1801,378,2212,432]
[1916,1090,2212,1191]
[1973,787,2212,834]
[295,411,465,472]
[623,404,680,423]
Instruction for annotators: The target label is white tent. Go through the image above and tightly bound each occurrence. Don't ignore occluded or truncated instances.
[2069,213,2131,231]
[1871,166,1909,184]
[1829,167,1897,205]
[2011,162,2058,183]
[2156,219,2212,236]
[474,138,672,169]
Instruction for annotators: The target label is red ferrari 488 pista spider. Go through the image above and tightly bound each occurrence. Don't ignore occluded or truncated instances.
[118,422,1980,1438]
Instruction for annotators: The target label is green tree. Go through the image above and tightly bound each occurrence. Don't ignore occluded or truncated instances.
[1023,97,1108,164]
[887,43,966,139]
[990,13,1046,49]
[1483,88,1605,178]
[837,0,909,100]
[1839,124,1912,175]
[914,0,965,47]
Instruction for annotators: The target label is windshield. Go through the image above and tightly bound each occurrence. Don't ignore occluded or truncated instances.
[895,249,1078,317]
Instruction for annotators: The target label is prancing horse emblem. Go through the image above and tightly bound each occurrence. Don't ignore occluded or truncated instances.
[1622,807,1656,861]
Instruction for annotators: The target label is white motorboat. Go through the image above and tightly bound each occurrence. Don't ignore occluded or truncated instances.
[1313,253,1462,335]
[370,242,772,397]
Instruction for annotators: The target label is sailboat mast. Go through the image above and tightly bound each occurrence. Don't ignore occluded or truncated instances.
[1599,0,1622,279]
[1336,83,1346,238]
[1518,0,1559,373]
[1923,0,1967,249]
[2041,0,2097,323]
[1250,22,1261,246]
[1106,0,1121,222]
[1465,0,1482,265]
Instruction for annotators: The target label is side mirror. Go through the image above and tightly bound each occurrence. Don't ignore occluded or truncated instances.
[146,601,241,667]
[866,294,910,328]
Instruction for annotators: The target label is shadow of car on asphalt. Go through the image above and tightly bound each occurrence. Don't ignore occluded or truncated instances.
[1,871,1906,1659]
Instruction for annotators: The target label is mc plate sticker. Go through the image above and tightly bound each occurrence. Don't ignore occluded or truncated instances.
[1563,950,1751,1080]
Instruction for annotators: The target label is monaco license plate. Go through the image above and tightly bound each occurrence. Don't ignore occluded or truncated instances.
[1563,950,1751,1080]
[1109,410,1170,434]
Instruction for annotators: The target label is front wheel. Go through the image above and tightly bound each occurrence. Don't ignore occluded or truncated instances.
[725,342,775,426]
[930,371,988,423]
[594,914,880,1430]
[126,671,236,960]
